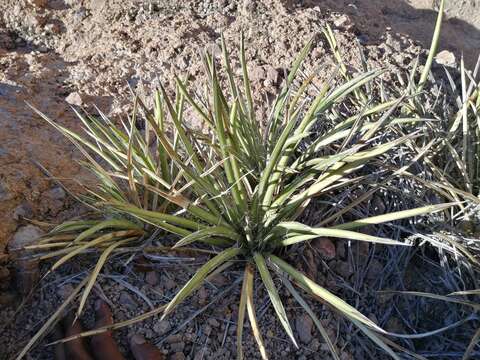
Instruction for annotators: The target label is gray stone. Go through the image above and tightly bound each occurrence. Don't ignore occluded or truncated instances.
[334,15,352,28]
[197,286,208,305]
[208,318,220,327]
[44,186,66,201]
[73,7,88,22]
[170,342,185,352]
[38,45,49,53]
[8,225,44,254]
[210,273,228,287]
[153,319,171,335]
[119,291,137,309]
[13,202,34,220]
[0,182,14,201]
[435,50,456,67]
[250,65,266,82]
[145,271,159,286]
[161,275,176,290]
[44,22,61,34]
[65,91,83,106]
[57,284,74,299]
[166,334,182,344]
[265,65,279,85]
[295,314,313,344]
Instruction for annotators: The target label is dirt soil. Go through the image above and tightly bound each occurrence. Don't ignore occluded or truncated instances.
[0,0,479,359]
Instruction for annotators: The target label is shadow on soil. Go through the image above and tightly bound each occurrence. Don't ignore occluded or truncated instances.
[285,0,480,68]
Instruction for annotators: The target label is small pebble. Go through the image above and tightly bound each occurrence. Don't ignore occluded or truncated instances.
[207,318,220,327]
[145,271,159,286]
[119,291,137,309]
[44,186,66,201]
[170,342,185,352]
[56,284,74,299]
[170,353,185,360]
[435,49,456,67]
[65,91,83,106]
[166,334,182,344]
[13,202,34,220]
[153,319,171,335]
[9,225,44,255]
[0,182,13,201]
[161,275,176,290]
[295,314,313,344]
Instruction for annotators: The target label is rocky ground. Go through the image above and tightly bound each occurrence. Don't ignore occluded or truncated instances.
[0,0,479,359]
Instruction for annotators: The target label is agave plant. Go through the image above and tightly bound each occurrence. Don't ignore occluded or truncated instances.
[28,96,180,320]
[27,34,455,360]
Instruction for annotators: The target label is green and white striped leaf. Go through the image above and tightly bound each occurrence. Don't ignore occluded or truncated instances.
[253,253,298,348]
[162,247,242,318]
[334,203,456,230]
[269,255,385,332]
[276,222,407,247]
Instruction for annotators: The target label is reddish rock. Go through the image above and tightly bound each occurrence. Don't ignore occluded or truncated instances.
[312,237,336,260]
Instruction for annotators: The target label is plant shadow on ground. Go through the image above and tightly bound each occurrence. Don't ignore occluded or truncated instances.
[284,0,480,68]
